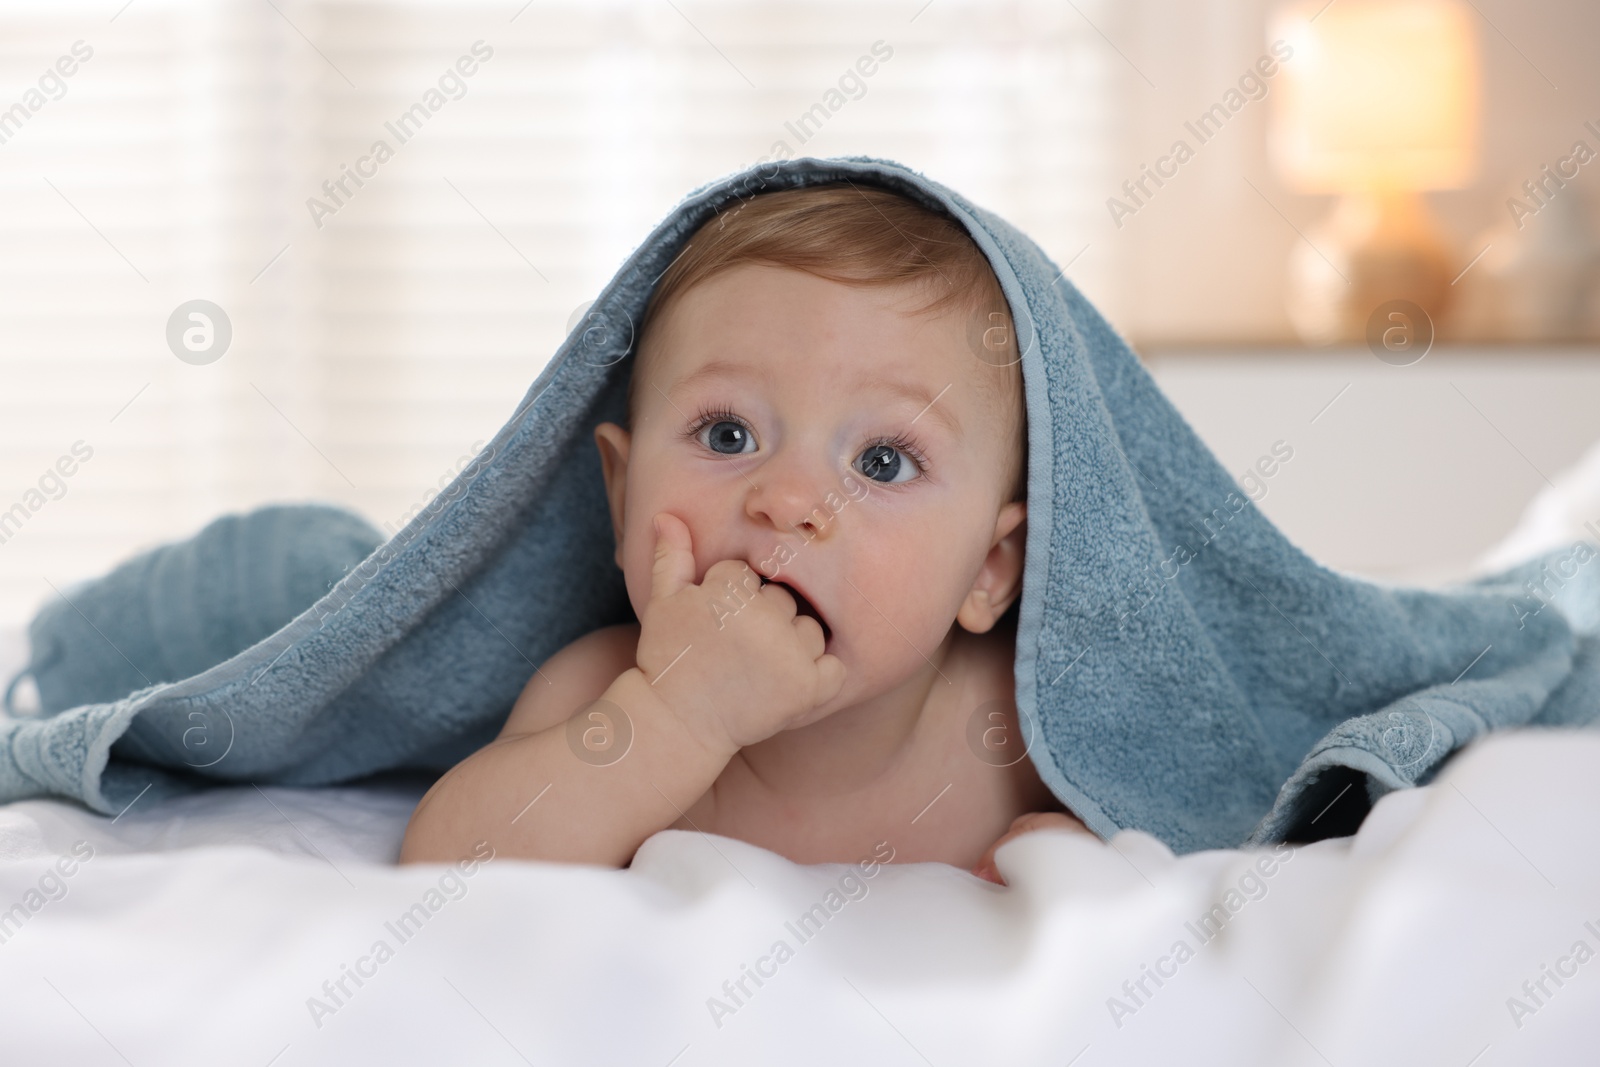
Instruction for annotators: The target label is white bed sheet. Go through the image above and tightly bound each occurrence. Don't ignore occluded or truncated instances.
[1,729,1596,1066]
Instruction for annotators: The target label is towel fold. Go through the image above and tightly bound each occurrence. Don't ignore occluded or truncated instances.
[4,504,384,718]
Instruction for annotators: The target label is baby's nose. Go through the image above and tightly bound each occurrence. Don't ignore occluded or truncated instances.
[744,463,841,539]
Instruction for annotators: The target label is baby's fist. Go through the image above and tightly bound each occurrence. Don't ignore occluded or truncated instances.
[636,512,845,752]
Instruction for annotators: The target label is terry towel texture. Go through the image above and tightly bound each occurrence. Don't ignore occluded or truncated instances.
[3,156,1598,853]
[5,504,384,718]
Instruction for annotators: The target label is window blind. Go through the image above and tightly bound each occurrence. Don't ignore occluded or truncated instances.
[0,0,1119,629]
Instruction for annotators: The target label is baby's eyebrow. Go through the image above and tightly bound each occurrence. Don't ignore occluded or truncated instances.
[867,379,961,437]
[666,358,760,397]
[668,359,963,438]
[870,379,953,438]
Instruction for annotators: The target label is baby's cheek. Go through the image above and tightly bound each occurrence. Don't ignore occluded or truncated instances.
[842,575,957,668]
[854,543,965,631]
[844,563,953,646]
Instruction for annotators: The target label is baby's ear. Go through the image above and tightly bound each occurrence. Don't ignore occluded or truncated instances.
[957,502,1026,634]
[593,423,632,569]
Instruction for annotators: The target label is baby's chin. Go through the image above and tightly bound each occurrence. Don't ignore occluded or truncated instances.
[822,617,973,694]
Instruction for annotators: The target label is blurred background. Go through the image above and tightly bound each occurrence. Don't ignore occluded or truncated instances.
[1,0,1598,629]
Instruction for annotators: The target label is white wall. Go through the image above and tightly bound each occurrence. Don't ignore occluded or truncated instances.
[1146,346,1600,583]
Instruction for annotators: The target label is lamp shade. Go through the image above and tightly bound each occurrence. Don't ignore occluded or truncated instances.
[1270,0,1479,193]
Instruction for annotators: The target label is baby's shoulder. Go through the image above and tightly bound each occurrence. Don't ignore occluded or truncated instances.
[498,621,640,738]
[537,620,640,679]
[553,621,641,689]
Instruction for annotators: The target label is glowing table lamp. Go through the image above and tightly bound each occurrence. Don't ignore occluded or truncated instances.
[1269,0,1479,343]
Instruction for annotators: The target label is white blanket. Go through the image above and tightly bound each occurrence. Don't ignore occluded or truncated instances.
[1,730,1596,1066]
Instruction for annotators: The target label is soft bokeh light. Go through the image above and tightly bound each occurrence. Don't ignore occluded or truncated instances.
[1271,0,1479,192]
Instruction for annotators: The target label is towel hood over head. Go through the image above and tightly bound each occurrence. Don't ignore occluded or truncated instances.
[5,156,1599,853]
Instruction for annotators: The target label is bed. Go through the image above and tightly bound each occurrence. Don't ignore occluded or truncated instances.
[1,723,1593,1064]
[2,456,1598,1066]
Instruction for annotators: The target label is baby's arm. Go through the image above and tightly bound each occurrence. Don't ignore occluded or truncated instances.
[399,511,844,868]
[398,628,736,867]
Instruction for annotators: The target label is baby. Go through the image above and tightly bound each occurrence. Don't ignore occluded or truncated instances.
[400,183,1087,884]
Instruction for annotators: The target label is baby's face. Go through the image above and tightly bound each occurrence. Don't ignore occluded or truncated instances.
[594,263,1025,711]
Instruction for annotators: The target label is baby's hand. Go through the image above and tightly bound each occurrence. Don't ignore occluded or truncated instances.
[636,512,846,753]
[971,811,1090,886]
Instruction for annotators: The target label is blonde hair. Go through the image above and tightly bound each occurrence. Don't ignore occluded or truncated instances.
[627,182,1026,503]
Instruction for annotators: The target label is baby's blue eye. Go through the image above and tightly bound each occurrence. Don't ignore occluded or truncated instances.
[702,420,754,455]
[689,412,924,485]
[857,443,915,485]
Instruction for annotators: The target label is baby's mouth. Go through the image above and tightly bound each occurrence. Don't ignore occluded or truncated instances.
[759,576,832,644]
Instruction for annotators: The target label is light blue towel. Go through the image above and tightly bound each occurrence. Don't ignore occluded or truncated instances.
[5,504,383,718]
[3,155,1598,853]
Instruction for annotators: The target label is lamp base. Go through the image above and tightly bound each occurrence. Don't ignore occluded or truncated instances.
[1286,191,1454,345]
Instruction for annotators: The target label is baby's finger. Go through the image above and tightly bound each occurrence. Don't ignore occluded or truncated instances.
[1007,811,1080,835]
[971,841,1005,884]
[649,512,696,602]
[972,859,1005,885]
[792,613,826,659]
[971,812,1086,887]
[814,652,846,705]
[755,577,799,621]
